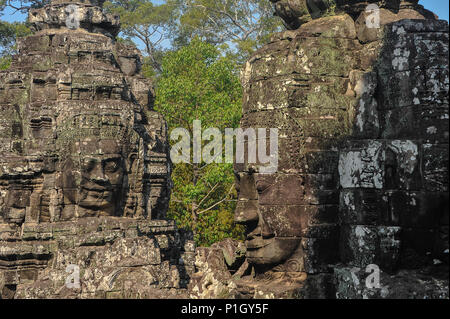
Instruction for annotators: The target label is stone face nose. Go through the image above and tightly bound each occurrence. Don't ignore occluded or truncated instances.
[90,163,108,183]
[234,199,259,224]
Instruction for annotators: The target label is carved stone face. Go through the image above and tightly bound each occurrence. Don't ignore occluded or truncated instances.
[61,139,126,216]
[235,169,304,269]
[77,153,124,210]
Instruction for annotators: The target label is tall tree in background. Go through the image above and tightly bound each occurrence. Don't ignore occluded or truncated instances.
[0,1,42,69]
[0,22,31,70]
[104,0,179,74]
[104,0,282,73]
[1,0,48,12]
[155,38,244,246]
[0,21,30,54]
[175,0,282,63]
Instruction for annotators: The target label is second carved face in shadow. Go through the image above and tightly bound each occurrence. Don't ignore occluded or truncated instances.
[234,168,305,272]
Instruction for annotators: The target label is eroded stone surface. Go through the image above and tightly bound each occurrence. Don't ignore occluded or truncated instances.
[1,0,448,300]
[270,0,436,30]
[1,218,195,299]
[218,2,449,299]
[0,0,195,299]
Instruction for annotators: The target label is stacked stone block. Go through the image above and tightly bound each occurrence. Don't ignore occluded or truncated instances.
[0,0,195,299]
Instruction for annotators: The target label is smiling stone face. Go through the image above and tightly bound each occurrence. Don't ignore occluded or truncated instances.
[56,112,132,218]
[78,154,124,209]
[0,7,172,223]
[234,171,304,268]
[62,148,126,217]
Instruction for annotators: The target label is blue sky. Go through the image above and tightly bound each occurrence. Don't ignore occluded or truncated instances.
[421,0,449,21]
[1,0,449,23]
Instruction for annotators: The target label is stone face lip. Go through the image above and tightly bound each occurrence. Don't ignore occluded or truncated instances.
[270,0,436,30]
[29,0,120,38]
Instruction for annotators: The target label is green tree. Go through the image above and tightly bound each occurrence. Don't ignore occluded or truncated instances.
[1,0,49,12]
[104,0,282,73]
[0,56,11,70]
[0,21,31,54]
[175,0,282,63]
[104,0,179,74]
[155,38,244,246]
[0,20,31,69]
[0,1,37,69]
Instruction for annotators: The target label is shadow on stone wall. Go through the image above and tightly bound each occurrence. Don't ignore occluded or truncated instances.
[188,9,449,299]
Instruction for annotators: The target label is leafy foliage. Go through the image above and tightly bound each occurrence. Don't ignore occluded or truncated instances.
[104,0,282,73]
[155,38,244,246]
[0,55,11,70]
[0,20,31,69]
[1,0,49,12]
[0,21,31,54]
[175,0,282,63]
[105,0,179,73]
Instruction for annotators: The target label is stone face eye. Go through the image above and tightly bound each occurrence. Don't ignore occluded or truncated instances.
[104,159,120,173]
[256,181,269,193]
[83,159,98,172]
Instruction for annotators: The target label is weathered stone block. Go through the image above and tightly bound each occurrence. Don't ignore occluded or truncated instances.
[339,140,385,189]
[339,225,401,270]
[302,235,339,273]
[335,266,449,299]
[423,143,449,192]
[339,189,390,226]
[340,225,378,267]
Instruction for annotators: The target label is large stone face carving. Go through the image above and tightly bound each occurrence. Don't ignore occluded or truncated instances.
[0,0,170,222]
[0,0,196,299]
[229,0,448,298]
[235,171,320,272]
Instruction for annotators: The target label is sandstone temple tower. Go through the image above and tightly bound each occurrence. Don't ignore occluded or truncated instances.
[0,0,195,299]
[228,0,448,298]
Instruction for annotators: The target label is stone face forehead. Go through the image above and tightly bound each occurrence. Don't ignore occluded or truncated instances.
[56,112,135,153]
